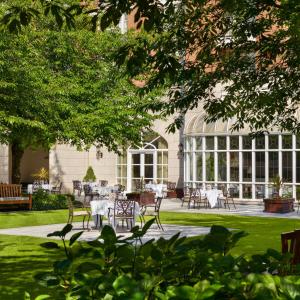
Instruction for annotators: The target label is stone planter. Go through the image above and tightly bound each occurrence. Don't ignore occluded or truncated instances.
[263,198,295,213]
[126,191,155,206]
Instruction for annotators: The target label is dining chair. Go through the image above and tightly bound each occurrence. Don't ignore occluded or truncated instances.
[108,199,136,230]
[141,197,164,230]
[281,229,300,266]
[83,184,99,202]
[67,196,91,229]
[189,188,209,209]
[181,186,192,207]
[51,182,62,194]
[72,180,82,196]
[220,188,236,210]
[99,180,108,187]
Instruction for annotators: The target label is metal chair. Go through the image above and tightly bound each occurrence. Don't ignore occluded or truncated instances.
[83,184,99,202]
[51,182,62,194]
[72,180,82,196]
[67,197,91,229]
[181,186,192,207]
[99,180,108,187]
[141,197,164,230]
[220,188,236,210]
[109,199,136,230]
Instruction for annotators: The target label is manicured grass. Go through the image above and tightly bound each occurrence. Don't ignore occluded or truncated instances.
[0,234,64,300]
[1,209,300,299]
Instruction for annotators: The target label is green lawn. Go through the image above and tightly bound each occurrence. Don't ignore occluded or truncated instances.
[1,209,300,299]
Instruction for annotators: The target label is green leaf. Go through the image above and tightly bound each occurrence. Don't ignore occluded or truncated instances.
[69,231,84,246]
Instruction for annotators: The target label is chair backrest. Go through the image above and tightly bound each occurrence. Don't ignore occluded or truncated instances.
[167,182,176,190]
[114,199,135,217]
[73,180,82,190]
[99,180,108,187]
[281,230,300,265]
[83,184,92,195]
[134,179,142,191]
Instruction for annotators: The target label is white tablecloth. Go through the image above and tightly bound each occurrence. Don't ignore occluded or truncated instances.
[90,199,140,228]
[144,184,167,198]
[27,184,52,194]
[200,189,223,208]
[92,186,114,196]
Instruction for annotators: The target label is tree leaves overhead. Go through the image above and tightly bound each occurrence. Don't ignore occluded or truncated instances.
[2,0,300,133]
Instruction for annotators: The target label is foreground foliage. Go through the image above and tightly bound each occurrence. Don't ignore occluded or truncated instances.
[30,219,300,299]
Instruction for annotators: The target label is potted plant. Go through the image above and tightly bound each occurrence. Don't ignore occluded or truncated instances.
[83,166,96,183]
[32,167,49,184]
[263,175,295,213]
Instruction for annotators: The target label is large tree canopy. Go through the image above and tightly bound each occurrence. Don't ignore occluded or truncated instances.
[0,1,158,182]
[2,0,300,134]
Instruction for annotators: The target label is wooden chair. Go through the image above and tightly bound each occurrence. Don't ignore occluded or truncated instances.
[141,197,164,230]
[281,229,300,265]
[67,197,91,229]
[109,199,136,230]
[72,180,82,196]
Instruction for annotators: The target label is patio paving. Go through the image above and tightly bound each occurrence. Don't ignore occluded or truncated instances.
[0,222,212,243]
[161,198,300,219]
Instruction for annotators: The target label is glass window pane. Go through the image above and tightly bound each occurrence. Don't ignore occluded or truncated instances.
[157,137,168,149]
[206,137,214,150]
[282,151,292,182]
[255,185,265,199]
[230,152,239,181]
[242,152,252,182]
[269,135,278,149]
[297,135,300,149]
[163,166,168,178]
[195,137,202,150]
[256,152,265,182]
[145,153,153,164]
[132,165,140,178]
[218,136,226,150]
[282,185,293,198]
[282,135,292,149]
[157,165,162,178]
[145,166,153,178]
[228,184,239,197]
[297,152,300,183]
[189,153,193,181]
[196,153,202,181]
[255,136,265,149]
[242,184,252,199]
[206,152,214,181]
[185,138,191,151]
[163,152,168,164]
[157,152,162,164]
[230,136,239,150]
[132,154,140,164]
[269,152,278,181]
[242,136,252,150]
[218,152,226,181]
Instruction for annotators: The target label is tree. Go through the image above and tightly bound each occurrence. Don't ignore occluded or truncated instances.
[2,0,300,135]
[0,2,157,182]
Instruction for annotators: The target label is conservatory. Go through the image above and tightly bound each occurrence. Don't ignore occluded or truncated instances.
[184,113,300,201]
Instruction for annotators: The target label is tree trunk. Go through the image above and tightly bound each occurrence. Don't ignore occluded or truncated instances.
[11,143,24,184]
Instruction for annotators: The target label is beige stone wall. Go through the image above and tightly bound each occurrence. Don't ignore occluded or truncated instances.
[49,117,184,192]
[0,145,10,183]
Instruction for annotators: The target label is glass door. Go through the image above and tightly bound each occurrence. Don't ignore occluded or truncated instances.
[129,151,156,191]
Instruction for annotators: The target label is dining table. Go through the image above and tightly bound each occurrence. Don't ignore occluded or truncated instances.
[200,189,223,208]
[90,199,140,228]
[144,183,167,198]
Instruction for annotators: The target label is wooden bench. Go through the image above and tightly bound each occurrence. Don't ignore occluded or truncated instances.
[0,184,32,210]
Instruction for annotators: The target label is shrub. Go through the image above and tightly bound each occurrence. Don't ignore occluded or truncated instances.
[83,166,96,182]
[30,220,300,299]
[32,189,69,210]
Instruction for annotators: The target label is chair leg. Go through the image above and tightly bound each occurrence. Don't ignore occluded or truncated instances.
[82,216,86,229]
[87,215,90,230]
[157,214,164,231]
